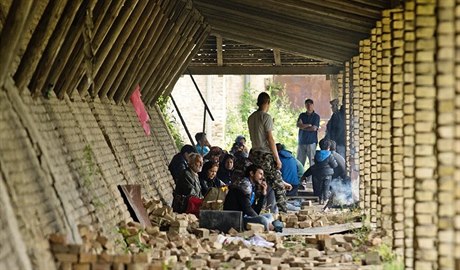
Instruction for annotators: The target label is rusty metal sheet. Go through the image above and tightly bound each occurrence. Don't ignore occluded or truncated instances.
[118,185,151,227]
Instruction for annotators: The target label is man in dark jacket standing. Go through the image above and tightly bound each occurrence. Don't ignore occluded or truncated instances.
[224,164,274,231]
[301,139,337,204]
[325,99,345,158]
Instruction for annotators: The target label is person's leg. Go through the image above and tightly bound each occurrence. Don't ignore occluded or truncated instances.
[286,185,299,196]
[322,176,332,203]
[306,143,316,167]
[296,144,307,167]
[265,186,278,214]
[250,151,288,213]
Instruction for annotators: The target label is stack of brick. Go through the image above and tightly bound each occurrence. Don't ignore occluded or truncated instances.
[402,1,416,269]
[50,220,392,269]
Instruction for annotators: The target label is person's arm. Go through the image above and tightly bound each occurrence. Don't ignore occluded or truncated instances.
[301,167,313,180]
[266,130,282,169]
[305,114,320,132]
[239,190,259,217]
[329,154,338,169]
[297,117,311,130]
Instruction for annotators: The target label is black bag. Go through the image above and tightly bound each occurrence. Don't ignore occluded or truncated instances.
[172,193,188,213]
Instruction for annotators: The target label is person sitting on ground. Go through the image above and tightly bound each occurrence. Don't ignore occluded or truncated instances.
[217,153,235,185]
[301,138,338,205]
[195,132,211,156]
[168,144,197,184]
[204,146,224,163]
[199,160,225,196]
[172,153,204,213]
[231,150,252,184]
[276,143,301,196]
[223,164,274,231]
[230,135,249,158]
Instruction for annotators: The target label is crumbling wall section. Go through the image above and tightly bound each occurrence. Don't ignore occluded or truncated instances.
[0,81,177,269]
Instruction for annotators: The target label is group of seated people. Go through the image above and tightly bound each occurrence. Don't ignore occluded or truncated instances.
[168,132,349,231]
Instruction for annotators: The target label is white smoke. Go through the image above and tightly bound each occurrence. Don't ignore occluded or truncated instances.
[328,178,354,206]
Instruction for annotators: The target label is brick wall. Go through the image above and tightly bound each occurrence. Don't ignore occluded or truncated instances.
[0,79,177,269]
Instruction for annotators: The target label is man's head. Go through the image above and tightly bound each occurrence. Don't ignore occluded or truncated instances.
[180,144,197,162]
[276,143,284,152]
[257,92,271,109]
[330,99,339,113]
[188,153,203,173]
[245,164,264,184]
[235,135,246,145]
[195,132,206,144]
[305,99,314,113]
[319,138,332,150]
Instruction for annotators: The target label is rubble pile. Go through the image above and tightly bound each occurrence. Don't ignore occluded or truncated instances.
[50,199,393,269]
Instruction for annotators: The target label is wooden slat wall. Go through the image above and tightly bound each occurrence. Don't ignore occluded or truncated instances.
[1,0,209,104]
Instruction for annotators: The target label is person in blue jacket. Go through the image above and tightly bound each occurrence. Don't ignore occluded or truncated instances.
[276,143,300,196]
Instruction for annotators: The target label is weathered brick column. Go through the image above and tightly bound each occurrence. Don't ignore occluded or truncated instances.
[390,9,405,255]
[370,23,381,225]
[403,1,416,268]
[380,11,394,241]
[414,0,438,269]
[436,1,456,269]
[344,61,351,169]
[358,39,372,219]
[455,1,460,268]
[350,56,361,202]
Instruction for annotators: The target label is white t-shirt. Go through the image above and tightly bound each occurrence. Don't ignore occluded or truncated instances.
[247,110,273,153]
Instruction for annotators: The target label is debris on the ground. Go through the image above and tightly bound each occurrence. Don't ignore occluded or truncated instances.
[49,198,398,269]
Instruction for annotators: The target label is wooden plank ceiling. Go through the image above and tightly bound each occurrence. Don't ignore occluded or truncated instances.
[0,0,393,104]
[191,0,393,74]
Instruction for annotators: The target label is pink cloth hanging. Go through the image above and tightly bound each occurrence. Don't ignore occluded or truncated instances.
[130,85,151,136]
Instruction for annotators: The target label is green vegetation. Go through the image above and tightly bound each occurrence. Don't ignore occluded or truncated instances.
[157,95,184,149]
[376,244,404,270]
[225,82,301,155]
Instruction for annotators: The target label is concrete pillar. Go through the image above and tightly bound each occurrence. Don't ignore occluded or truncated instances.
[350,56,361,202]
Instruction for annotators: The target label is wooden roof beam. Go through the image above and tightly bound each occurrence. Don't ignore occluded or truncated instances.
[114,0,191,103]
[216,34,223,66]
[187,65,342,75]
[210,24,352,63]
[14,0,68,91]
[198,6,362,48]
[98,3,160,98]
[91,0,152,98]
[56,0,127,98]
[159,25,211,103]
[0,0,33,87]
[194,0,372,34]
[148,12,208,103]
[27,0,83,95]
[273,49,281,66]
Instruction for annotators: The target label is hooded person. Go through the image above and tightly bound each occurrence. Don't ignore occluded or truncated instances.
[217,153,235,185]
[301,139,338,204]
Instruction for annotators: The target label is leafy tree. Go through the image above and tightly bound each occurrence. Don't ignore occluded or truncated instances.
[225,82,301,156]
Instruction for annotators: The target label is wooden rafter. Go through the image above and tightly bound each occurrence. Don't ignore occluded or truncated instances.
[0,0,33,87]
